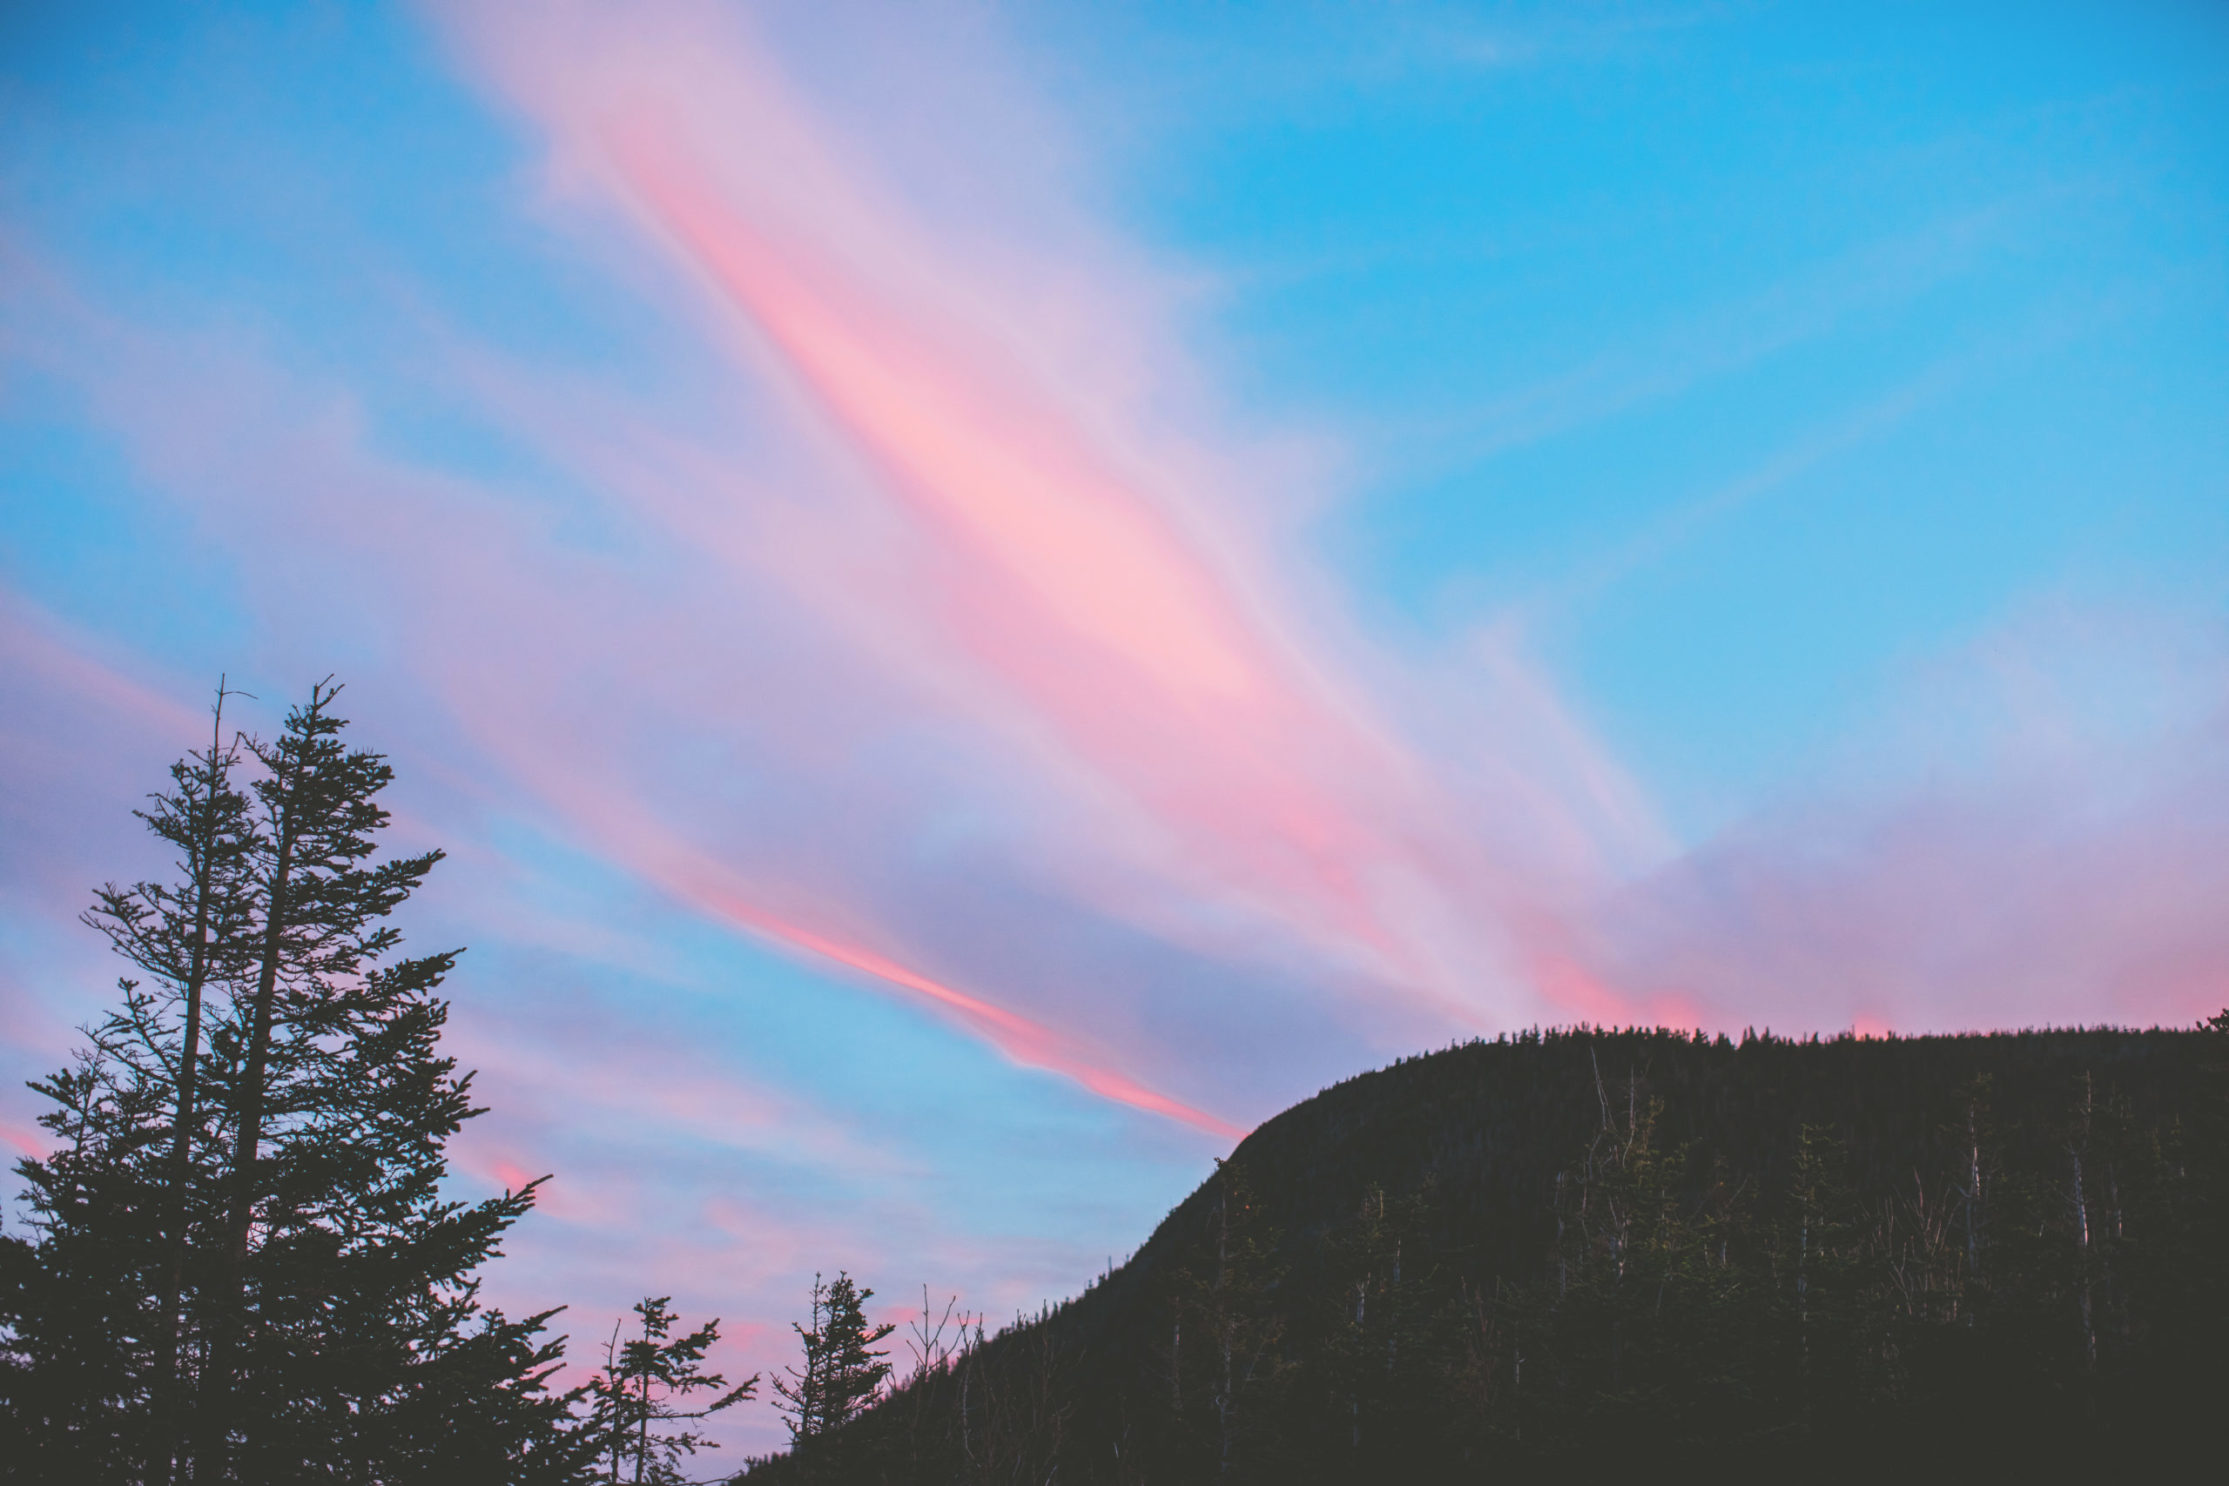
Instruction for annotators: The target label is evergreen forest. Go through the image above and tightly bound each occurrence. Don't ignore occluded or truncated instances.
[4,685,2225,1483]
[744,1023,2229,1481]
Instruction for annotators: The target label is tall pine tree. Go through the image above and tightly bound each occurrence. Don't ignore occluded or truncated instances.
[773,1271,895,1453]
[585,1295,756,1484]
[4,680,591,1484]
[2,686,256,1480]
[86,684,258,1484]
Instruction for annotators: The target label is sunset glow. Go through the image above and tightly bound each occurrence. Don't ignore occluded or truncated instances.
[4,0,2224,1457]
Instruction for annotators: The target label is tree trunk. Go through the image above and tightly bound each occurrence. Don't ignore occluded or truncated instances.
[150,705,231,1486]
[636,1364,651,1483]
[199,815,297,1477]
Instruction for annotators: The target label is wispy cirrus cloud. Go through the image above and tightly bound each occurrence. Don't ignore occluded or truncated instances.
[1592,603,2229,1034]
[7,0,2225,1456]
[426,0,1669,1053]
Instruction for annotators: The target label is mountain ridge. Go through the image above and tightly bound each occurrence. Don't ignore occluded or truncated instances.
[742,1023,2228,1482]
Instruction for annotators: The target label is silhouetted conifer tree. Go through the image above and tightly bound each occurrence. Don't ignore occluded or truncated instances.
[773,1271,895,1454]
[1,687,256,1480]
[2,680,590,1484]
[587,1296,757,1484]
[86,684,259,1484]
[728,1026,2229,1484]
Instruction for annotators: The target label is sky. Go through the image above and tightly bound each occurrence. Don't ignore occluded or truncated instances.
[3,0,2225,1455]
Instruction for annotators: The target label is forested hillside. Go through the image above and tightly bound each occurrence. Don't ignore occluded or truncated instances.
[0,686,756,1483]
[9,685,2223,1483]
[742,1025,2229,1482]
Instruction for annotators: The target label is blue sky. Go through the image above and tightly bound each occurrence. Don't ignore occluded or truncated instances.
[4,0,2225,1452]
[1047,0,2228,827]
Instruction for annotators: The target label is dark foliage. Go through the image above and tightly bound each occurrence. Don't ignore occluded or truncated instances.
[10,679,2226,1483]
[772,1272,897,1477]
[584,1296,758,1484]
[737,1024,2229,1483]
[0,683,593,1485]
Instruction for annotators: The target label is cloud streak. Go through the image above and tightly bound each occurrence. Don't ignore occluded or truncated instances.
[434,0,1671,1057]
[1592,604,2229,1034]
[6,0,2226,1453]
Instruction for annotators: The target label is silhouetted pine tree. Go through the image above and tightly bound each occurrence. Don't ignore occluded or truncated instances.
[3,681,590,1484]
[1,687,257,1480]
[586,1296,757,1484]
[733,1024,2229,1484]
[88,685,260,1484]
[773,1272,895,1460]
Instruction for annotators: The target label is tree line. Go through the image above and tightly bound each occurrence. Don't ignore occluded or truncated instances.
[736,1026,2229,1481]
[0,684,903,1484]
[7,683,2225,1482]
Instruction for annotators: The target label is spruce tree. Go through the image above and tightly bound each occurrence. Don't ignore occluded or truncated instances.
[83,684,258,1484]
[2,686,256,1480]
[198,677,436,1467]
[5,680,591,1483]
[586,1296,757,1484]
[773,1272,894,1448]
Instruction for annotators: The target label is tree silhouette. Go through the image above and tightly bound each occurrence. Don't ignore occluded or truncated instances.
[77,682,259,1484]
[2,680,588,1483]
[773,1271,895,1449]
[730,1024,2229,1482]
[587,1295,757,1483]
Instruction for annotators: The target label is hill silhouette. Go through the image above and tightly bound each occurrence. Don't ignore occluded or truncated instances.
[741,1024,2229,1482]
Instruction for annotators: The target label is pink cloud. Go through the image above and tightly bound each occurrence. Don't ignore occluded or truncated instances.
[14,4,2214,1172]
[0,5,1762,1168]
[2,271,1259,1148]
[0,1120,48,1163]
[0,597,207,743]
[697,893,1250,1141]
[1591,607,2229,1035]
[7,6,2224,1453]
[431,0,1663,1041]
